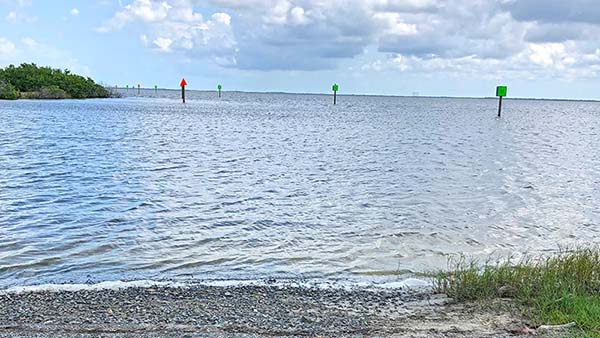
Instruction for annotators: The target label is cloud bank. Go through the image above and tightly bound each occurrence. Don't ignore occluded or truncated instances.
[96,0,600,78]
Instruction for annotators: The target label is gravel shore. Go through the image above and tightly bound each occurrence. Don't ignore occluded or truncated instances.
[0,283,553,337]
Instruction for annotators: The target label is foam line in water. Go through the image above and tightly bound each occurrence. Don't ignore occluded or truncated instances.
[201,277,433,290]
[0,280,187,295]
[0,278,432,295]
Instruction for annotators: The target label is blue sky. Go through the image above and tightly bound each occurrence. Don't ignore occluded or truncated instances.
[1,0,600,99]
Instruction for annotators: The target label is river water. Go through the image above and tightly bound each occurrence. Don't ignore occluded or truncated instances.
[1,90,599,288]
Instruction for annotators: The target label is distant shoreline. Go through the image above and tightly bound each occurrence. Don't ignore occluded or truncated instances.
[120,87,600,103]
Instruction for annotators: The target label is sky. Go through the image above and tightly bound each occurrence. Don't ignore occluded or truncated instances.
[1,0,600,99]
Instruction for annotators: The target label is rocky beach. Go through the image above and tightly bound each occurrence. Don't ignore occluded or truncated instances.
[0,282,558,338]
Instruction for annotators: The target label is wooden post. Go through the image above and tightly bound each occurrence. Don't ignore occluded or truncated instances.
[495,86,507,118]
[180,78,187,103]
[497,96,503,118]
[332,83,339,105]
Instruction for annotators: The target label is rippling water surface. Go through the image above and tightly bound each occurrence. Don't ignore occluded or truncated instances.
[1,90,599,287]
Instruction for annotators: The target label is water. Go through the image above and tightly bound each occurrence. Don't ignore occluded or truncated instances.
[1,91,599,288]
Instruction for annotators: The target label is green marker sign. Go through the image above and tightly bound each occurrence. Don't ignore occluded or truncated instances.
[218,84,222,90]
[332,84,339,92]
[496,86,507,97]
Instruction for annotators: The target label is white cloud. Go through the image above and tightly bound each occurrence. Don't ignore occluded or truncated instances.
[211,12,231,25]
[97,0,236,65]
[21,37,38,48]
[5,11,17,23]
[5,10,38,24]
[0,0,32,10]
[140,34,149,46]
[372,12,417,35]
[96,0,172,32]
[0,38,17,59]
[529,43,566,67]
[153,37,173,52]
[71,8,80,16]
[289,6,306,25]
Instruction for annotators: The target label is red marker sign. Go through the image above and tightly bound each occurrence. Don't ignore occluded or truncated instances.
[180,78,187,103]
[137,83,141,95]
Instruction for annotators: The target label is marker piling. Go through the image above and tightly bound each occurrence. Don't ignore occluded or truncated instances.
[496,86,507,117]
[332,83,339,105]
[180,78,187,103]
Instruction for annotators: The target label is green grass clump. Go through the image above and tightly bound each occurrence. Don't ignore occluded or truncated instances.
[435,249,600,336]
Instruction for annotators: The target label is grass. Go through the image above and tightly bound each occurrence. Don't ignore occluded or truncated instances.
[434,249,600,337]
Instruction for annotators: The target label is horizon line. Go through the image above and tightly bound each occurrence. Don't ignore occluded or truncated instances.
[114,87,600,103]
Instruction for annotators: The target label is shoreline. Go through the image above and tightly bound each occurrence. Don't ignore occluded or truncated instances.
[0,278,432,295]
[0,282,538,337]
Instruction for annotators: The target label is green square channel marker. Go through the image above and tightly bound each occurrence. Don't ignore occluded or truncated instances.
[496,86,507,97]
[332,84,339,92]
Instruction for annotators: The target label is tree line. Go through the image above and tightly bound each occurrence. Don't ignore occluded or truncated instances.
[0,63,111,100]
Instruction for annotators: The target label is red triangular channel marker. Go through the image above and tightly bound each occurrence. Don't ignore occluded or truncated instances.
[180,78,187,87]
